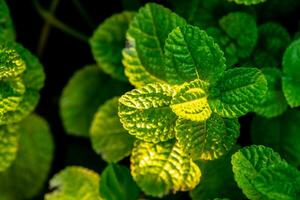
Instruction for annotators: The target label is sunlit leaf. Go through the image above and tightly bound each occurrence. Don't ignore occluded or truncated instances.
[45,166,102,200]
[175,114,240,160]
[118,83,177,143]
[131,140,201,197]
[127,3,186,81]
[228,0,267,5]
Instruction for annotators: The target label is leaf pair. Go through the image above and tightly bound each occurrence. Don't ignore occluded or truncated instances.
[232,145,300,200]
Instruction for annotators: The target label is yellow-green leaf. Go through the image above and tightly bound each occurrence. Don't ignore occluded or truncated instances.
[0,124,19,172]
[45,166,102,200]
[175,114,240,160]
[171,79,211,122]
[131,140,201,197]
[118,83,177,143]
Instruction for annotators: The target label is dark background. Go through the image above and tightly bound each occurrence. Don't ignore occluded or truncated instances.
[5,0,300,199]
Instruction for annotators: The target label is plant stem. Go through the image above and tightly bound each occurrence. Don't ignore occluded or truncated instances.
[33,0,89,45]
[37,0,61,56]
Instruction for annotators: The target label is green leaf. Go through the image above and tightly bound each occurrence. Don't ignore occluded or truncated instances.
[282,38,300,107]
[0,0,15,42]
[122,32,163,88]
[45,166,102,200]
[219,12,258,58]
[0,77,25,117]
[209,67,267,118]
[253,162,300,200]
[0,124,19,172]
[251,110,300,167]
[90,11,135,81]
[190,146,245,200]
[127,3,186,81]
[164,25,226,85]
[253,22,291,68]
[131,140,201,197]
[0,43,45,125]
[0,114,54,200]
[231,145,285,199]
[227,0,267,5]
[100,164,140,200]
[0,44,25,80]
[171,79,211,122]
[118,83,177,143]
[90,97,135,163]
[175,114,240,160]
[60,65,130,137]
[254,68,287,118]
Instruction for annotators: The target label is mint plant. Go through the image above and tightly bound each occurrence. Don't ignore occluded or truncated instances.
[1,0,300,199]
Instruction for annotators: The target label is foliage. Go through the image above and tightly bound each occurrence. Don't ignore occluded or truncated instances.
[1,0,300,199]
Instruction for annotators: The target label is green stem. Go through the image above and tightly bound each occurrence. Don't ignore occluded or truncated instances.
[33,0,89,43]
[37,0,61,56]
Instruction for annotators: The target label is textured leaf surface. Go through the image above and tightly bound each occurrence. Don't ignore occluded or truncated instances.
[45,166,102,200]
[209,67,267,118]
[127,3,186,81]
[0,114,54,200]
[118,83,177,143]
[231,145,285,199]
[251,110,300,167]
[164,25,226,85]
[282,39,300,107]
[0,77,25,117]
[190,146,244,200]
[0,0,15,42]
[175,114,240,160]
[60,65,130,137]
[90,11,135,81]
[122,33,163,88]
[90,97,135,163]
[131,140,201,197]
[254,68,287,118]
[171,79,211,122]
[228,0,267,5]
[0,124,19,172]
[219,12,258,58]
[0,44,25,80]
[100,164,140,200]
[253,162,300,200]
